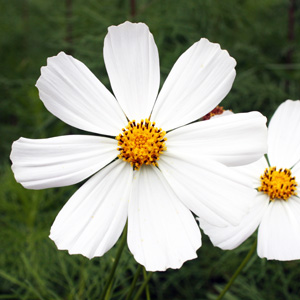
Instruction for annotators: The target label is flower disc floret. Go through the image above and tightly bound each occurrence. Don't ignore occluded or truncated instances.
[116,119,167,170]
[258,166,298,201]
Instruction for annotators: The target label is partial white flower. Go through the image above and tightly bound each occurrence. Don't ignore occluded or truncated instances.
[10,21,268,271]
[201,100,300,261]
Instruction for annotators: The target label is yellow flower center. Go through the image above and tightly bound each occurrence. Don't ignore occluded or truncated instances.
[258,166,298,201]
[116,119,167,170]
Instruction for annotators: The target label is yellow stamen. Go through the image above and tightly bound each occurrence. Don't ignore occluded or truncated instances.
[258,166,298,201]
[116,119,167,170]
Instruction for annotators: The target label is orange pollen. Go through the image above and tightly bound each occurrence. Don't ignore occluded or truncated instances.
[202,106,225,121]
[258,166,298,201]
[116,119,167,170]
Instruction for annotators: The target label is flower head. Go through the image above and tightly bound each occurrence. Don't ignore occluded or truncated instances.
[10,22,267,271]
[201,100,300,261]
[116,119,167,170]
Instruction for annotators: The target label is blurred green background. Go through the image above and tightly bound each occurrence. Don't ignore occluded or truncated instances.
[1,0,300,299]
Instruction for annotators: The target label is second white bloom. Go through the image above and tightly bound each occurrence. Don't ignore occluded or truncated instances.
[201,100,300,261]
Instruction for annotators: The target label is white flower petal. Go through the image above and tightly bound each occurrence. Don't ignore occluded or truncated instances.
[104,21,160,121]
[159,155,255,227]
[291,162,300,190]
[233,157,268,188]
[268,100,300,168]
[200,193,269,250]
[10,135,118,189]
[165,112,267,167]
[127,165,201,272]
[50,159,133,259]
[257,197,300,260]
[36,52,127,136]
[151,38,236,131]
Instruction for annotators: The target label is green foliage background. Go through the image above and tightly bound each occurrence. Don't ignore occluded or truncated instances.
[1,0,300,299]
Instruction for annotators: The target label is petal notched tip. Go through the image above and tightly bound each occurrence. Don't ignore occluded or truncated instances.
[36,51,69,86]
[107,20,150,32]
[198,37,237,68]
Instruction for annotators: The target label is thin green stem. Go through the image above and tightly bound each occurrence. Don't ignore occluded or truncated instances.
[100,223,128,300]
[216,239,257,300]
[104,279,114,300]
[125,264,142,300]
[142,267,151,300]
[132,271,153,300]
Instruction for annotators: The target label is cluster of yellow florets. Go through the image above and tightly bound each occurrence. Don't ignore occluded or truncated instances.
[258,166,298,201]
[116,119,167,170]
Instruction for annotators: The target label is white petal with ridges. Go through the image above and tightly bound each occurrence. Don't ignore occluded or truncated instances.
[151,38,236,131]
[232,156,268,187]
[268,100,300,168]
[50,159,133,259]
[104,22,160,121]
[165,112,267,167]
[36,52,127,136]
[291,162,300,193]
[10,135,118,189]
[127,165,201,271]
[200,193,269,250]
[257,196,300,260]
[159,154,255,227]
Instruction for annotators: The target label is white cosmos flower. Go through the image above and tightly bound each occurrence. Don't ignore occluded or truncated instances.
[200,100,300,261]
[10,21,268,271]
